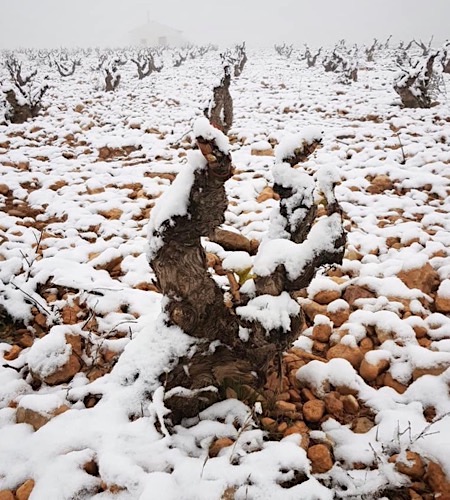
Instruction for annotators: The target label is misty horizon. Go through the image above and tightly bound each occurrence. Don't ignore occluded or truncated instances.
[0,0,448,49]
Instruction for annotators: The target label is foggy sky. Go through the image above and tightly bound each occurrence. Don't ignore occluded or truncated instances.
[0,0,448,49]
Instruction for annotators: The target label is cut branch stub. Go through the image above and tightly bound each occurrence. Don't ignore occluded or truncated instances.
[204,65,233,134]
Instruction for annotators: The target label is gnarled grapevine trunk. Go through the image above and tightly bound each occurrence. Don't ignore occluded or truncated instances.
[150,131,238,345]
[148,119,346,423]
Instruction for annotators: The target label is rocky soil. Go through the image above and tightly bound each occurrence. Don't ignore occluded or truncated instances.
[1,47,450,499]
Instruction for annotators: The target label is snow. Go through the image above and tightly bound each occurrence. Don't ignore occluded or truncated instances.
[308,277,341,299]
[18,391,68,415]
[253,213,344,280]
[297,359,361,397]
[193,117,230,154]
[147,118,230,260]
[275,126,323,163]
[147,150,206,260]
[236,292,300,333]
[222,251,252,272]
[316,164,340,204]
[293,336,314,352]
[250,140,272,151]
[313,314,332,326]
[1,44,450,499]
[437,279,450,299]
[327,299,349,313]
[27,326,73,379]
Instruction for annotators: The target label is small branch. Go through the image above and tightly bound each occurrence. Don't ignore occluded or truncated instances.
[10,281,53,317]
[395,131,406,164]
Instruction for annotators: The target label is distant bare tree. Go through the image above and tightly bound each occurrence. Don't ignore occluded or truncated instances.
[103,59,121,92]
[274,43,294,59]
[442,43,450,74]
[305,47,322,68]
[173,50,188,67]
[5,56,36,86]
[338,58,358,84]
[54,54,81,77]
[395,48,411,67]
[384,35,393,50]
[365,39,378,62]
[131,50,163,79]
[233,42,247,77]
[197,44,217,57]
[320,44,357,84]
[2,56,49,123]
[93,53,108,72]
[398,41,413,53]
[37,49,52,66]
[394,51,444,108]
[412,37,434,56]
[323,50,343,72]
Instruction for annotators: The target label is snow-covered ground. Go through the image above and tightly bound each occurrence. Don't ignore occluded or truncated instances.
[1,47,450,499]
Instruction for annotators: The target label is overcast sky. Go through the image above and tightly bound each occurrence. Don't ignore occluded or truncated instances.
[0,0,448,49]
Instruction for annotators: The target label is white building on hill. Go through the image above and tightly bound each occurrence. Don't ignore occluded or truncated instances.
[129,20,188,47]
